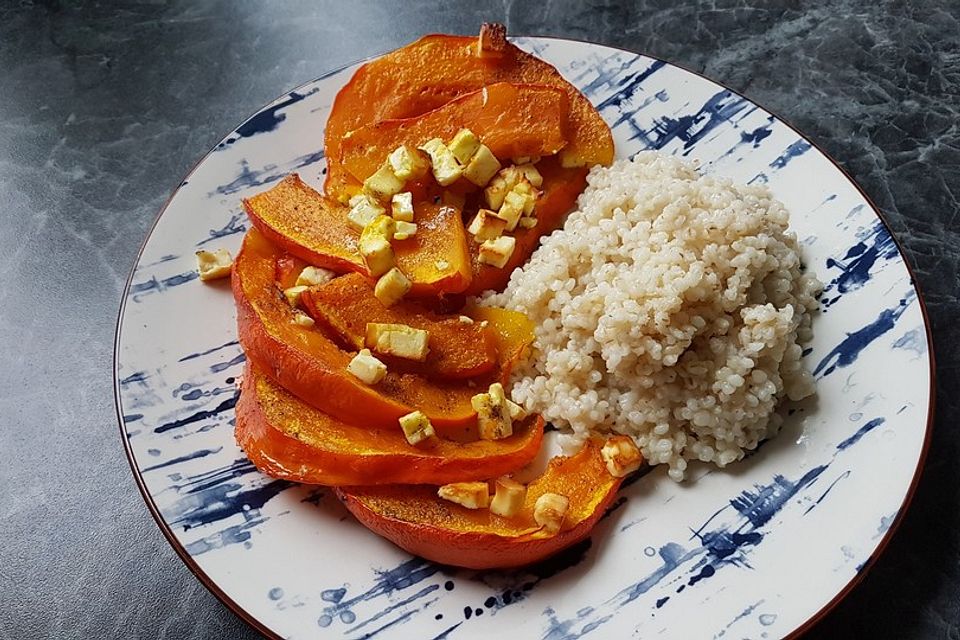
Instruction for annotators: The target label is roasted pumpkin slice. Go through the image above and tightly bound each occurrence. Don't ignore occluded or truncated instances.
[243,174,472,296]
[236,363,544,486]
[464,157,588,295]
[337,439,623,569]
[300,273,498,379]
[233,228,532,430]
[335,83,569,194]
[324,31,614,199]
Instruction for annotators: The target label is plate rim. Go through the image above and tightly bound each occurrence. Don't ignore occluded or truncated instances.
[112,35,936,640]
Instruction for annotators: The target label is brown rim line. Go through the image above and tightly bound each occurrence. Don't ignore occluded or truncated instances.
[112,35,936,640]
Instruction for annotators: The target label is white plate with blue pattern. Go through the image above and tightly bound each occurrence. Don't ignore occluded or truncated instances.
[115,37,933,640]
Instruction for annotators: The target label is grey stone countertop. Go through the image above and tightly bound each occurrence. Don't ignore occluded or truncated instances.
[1,1,957,638]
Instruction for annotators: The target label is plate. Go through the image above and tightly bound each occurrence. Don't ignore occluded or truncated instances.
[115,37,933,640]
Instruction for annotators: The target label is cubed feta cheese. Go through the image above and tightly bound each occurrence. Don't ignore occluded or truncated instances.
[506,399,527,421]
[391,191,415,222]
[483,166,521,209]
[534,493,569,534]
[365,323,430,361]
[393,220,417,240]
[490,477,526,517]
[295,266,334,287]
[419,138,463,186]
[374,267,412,307]
[365,214,396,240]
[517,162,544,187]
[292,311,315,327]
[483,173,511,210]
[496,195,523,231]
[477,22,507,58]
[347,348,388,385]
[359,219,395,277]
[363,163,405,201]
[512,179,539,214]
[463,144,502,187]
[470,382,513,440]
[195,248,233,281]
[478,236,516,269]
[499,186,535,231]
[467,209,507,242]
[438,481,490,509]
[347,194,386,231]
[283,285,309,308]
[447,128,480,165]
[388,145,429,181]
[601,435,644,478]
[399,410,437,447]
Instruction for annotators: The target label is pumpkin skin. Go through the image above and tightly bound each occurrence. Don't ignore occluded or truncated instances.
[337,440,623,569]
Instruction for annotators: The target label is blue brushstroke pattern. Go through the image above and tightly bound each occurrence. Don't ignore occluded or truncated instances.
[211,353,246,373]
[634,90,749,154]
[803,470,852,514]
[155,457,292,555]
[178,339,241,362]
[140,447,223,473]
[345,585,439,634]
[210,149,325,197]
[769,139,811,169]
[231,88,316,141]
[539,465,828,639]
[196,211,248,246]
[836,418,886,450]
[128,270,198,301]
[120,371,148,386]
[714,600,765,638]
[317,557,440,632]
[154,395,238,434]
[892,327,926,356]
[822,221,898,302]
[814,292,915,377]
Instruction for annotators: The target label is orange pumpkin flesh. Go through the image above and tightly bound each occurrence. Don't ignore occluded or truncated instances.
[236,363,544,486]
[243,174,472,296]
[300,273,498,380]
[324,33,614,199]
[233,228,533,431]
[335,83,569,195]
[337,440,622,569]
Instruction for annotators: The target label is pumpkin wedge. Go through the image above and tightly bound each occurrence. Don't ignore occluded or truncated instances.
[243,174,472,296]
[337,439,624,569]
[324,31,614,200]
[236,363,544,486]
[337,83,569,193]
[464,157,588,295]
[233,228,532,431]
[300,273,498,379]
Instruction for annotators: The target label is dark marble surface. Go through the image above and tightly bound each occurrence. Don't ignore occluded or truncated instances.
[0,0,956,637]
